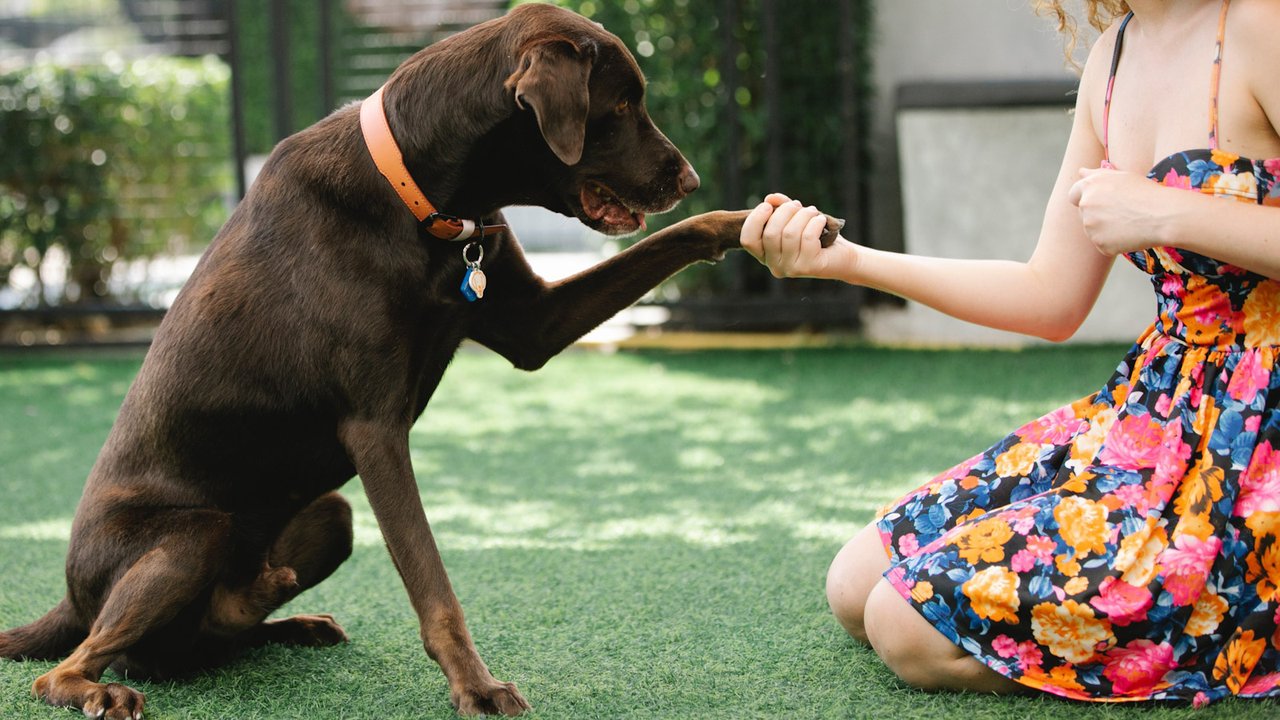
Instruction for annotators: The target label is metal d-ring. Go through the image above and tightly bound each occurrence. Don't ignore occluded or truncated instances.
[462,241,483,268]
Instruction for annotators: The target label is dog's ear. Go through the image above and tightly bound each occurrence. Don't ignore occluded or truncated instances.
[506,38,595,166]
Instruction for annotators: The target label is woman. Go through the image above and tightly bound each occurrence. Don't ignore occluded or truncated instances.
[741,0,1280,705]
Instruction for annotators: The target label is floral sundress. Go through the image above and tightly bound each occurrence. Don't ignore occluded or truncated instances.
[876,1,1280,706]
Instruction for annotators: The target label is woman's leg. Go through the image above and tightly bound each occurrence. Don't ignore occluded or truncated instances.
[825,523,891,644]
[827,522,1029,694]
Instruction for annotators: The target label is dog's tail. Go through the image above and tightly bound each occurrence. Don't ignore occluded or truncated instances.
[0,597,85,661]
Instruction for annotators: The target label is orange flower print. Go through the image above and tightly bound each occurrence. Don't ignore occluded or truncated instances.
[1054,496,1109,557]
[1174,462,1225,519]
[1103,639,1175,697]
[1056,553,1082,578]
[950,517,1015,565]
[995,441,1044,478]
[1063,576,1090,596]
[1113,520,1167,586]
[1067,408,1116,473]
[909,580,935,604]
[1213,629,1267,694]
[1211,148,1241,167]
[962,566,1021,624]
[1246,511,1280,540]
[1204,167,1257,201]
[1031,600,1113,664]
[1185,591,1229,637]
[1246,542,1280,603]
[1180,276,1239,345]
[1243,281,1280,347]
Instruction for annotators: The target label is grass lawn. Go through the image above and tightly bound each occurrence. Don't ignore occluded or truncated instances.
[0,343,1274,719]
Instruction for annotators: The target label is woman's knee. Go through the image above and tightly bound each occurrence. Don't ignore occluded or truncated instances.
[825,524,889,644]
[863,580,1025,694]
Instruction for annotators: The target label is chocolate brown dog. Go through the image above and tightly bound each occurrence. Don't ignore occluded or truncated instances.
[0,4,839,717]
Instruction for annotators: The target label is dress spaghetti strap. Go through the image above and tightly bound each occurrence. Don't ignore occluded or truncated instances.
[1208,0,1230,149]
[1100,12,1134,167]
[1100,1,1232,165]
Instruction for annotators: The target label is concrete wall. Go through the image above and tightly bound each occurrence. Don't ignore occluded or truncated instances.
[861,1,1151,346]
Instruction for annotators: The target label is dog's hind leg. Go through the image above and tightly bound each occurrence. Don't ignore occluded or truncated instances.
[32,509,231,720]
[0,597,85,661]
[253,491,354,648]
[203,491,354,649]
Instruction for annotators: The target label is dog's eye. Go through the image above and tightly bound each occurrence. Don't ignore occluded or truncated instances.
[614,100,629,116]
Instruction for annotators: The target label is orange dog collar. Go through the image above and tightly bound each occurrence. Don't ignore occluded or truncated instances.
[360,85,505,242]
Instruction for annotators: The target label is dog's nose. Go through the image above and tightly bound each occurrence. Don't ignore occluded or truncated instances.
[678,164,700,195]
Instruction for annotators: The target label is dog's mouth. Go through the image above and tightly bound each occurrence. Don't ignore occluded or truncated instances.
[579,182,649,235]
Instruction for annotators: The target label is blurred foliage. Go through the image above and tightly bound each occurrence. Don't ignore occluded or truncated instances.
[233,0,325,156]
[521,0,874,297]
[0,57,232,307]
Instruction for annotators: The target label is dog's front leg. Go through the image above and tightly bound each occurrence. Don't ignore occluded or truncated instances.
[339,420,530,717]
[470,209,843,370]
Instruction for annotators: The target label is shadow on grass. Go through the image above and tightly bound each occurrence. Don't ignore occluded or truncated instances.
[2,345,1275,718]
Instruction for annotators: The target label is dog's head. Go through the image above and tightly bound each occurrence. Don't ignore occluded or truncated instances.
[502,4,699,235]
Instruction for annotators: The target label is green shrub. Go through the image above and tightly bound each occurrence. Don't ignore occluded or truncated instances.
[520,0,874,297]
[0,56,232,306]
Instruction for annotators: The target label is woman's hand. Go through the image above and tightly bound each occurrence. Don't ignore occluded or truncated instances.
[1068,167,1171,256]
[739,193,855,280]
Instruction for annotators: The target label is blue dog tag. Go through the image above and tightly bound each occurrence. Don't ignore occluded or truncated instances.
[461,266,486,302]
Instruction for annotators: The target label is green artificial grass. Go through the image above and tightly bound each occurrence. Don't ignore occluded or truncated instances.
[0,344,1274,719]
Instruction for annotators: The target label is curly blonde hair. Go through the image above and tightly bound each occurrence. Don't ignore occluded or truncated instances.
[1034,0,1131,66]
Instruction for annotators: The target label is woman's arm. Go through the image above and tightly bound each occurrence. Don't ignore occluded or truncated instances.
[1068,0,1280,279]
[742,28,1119,342]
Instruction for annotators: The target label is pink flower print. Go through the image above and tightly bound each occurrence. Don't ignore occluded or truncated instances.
[1113,484,1150,514]
[898,532,920,557]
[1158,534,1223,606]
[1161,168,1193,191]
[1089,576,1154,626]
[1010,513,1036,535]
[1154,393,1173,418]
[1020,406,1087,445]
[1098,415,1167,470]
[1014,640,1044,671]
[1241,671,1280,695]
[1161,274,1186,299]
[1228,351,1270,404]
[1103,639,1175,696]
[1025,535,1057,561]
[1238,443,1280,516]
[1151,429,1192,490]
[1193,692,1210,709]
[1265,158,1280,177]
[1010,549,1037,573]
[993,634,1019,659]
[939,454,982,483]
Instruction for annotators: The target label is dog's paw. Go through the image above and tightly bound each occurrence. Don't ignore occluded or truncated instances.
[451,678,531,717]
[819,215,846,248]
[263,614,348,647]
[34,672,146,720]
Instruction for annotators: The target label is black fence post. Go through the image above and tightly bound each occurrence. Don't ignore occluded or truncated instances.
[227,0,248,199]
[269,0,292,142]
